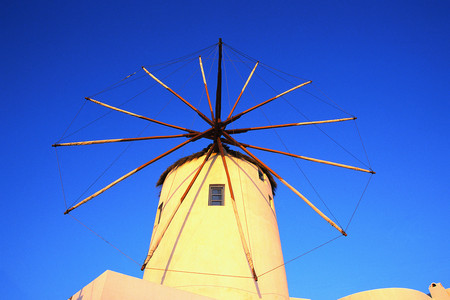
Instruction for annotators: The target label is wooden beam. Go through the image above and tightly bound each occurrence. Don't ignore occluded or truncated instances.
[141,145,215,270]
[199,56,214,120]
[222,131,347,236]
[52,133,195,147]
[85,97,198,134]
[227,61,259,119]
[226,117,356,134]
[223,80,312,126]
[215,38,223,121]
[142,67,214,127]
[217,138,258,281]
[238,142,375,174]
[64,128,213,215]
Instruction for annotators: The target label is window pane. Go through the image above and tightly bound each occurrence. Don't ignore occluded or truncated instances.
[258,168,264,181]
[209,185,224,206]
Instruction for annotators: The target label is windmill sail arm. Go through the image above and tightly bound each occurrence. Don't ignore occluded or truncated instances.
[237,142,374,174]
[142,67,214,127]
[63,128,213,215]
[52,133,196,147]
[225,117,356,134]
[227,61,259,119]
[223,80,312,126]
[217,139,258,281]
[199,56,215,120]
[221,131,347,236]
[141,145,215,270]
[85,97,198,134]
[215,38,223,121]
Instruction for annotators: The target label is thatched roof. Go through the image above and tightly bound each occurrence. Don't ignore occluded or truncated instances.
[157,144,277,195]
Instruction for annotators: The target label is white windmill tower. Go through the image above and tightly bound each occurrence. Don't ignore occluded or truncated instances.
[56,39,374,300]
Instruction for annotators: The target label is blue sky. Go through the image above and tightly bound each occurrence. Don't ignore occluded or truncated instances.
[1,1,449,299]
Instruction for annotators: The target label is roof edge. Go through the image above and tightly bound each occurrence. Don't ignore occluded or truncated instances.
[156,144,277,195]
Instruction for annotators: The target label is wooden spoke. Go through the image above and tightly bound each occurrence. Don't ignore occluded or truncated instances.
[227,61,259,119]
[215,38,223,121]
[86,97,198,134]
[63,128,213,215]
[217,138,258,281]
[222,131,347,236]
[199,56,214,120]
[226,117,356,134]
[223,80,312,126]
[142,67,214,127]
[237,142,374,174]
[52,133,196,147]
[141,145,215,270]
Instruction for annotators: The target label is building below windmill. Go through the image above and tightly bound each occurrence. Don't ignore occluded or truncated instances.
[68,146,448,300]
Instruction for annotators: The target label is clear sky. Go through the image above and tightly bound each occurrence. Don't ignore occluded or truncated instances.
[1,1,449,299]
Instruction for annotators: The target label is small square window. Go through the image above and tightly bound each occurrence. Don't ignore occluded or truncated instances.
[268,195,274,210]
[209,184,225,206]
[156,202,164,224]
[258,168,264,181]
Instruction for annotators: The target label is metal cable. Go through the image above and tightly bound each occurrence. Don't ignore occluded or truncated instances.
[60,56,199,141]
[345,174,373,231]
[55,148,68,210]
[68,213,141,266]
[225,49,342,227]
[58,46,215,143]
[258,235,343,277]
[144,266,252,279]
[353,119,372,169]
[69,51,211,207]
[56,99,87,143]
[227,43,371,170]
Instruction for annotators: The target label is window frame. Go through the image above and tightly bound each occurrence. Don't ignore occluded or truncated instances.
[208,184,225,206]
[258,167,265,181]
[156,202,164,224]
[268,195,274,210]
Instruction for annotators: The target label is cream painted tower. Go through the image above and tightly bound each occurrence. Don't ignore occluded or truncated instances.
[142,146,289,299]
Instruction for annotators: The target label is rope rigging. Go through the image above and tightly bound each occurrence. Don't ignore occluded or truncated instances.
[64,48,218,209]
[224,48,345,232]
[58,45,216,143]
[225,45,371,170]
[55,40,374,281]
[224,54,371,174]
[224,46,363,229]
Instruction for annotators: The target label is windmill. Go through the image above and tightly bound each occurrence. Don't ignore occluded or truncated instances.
[55,39,374,299]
